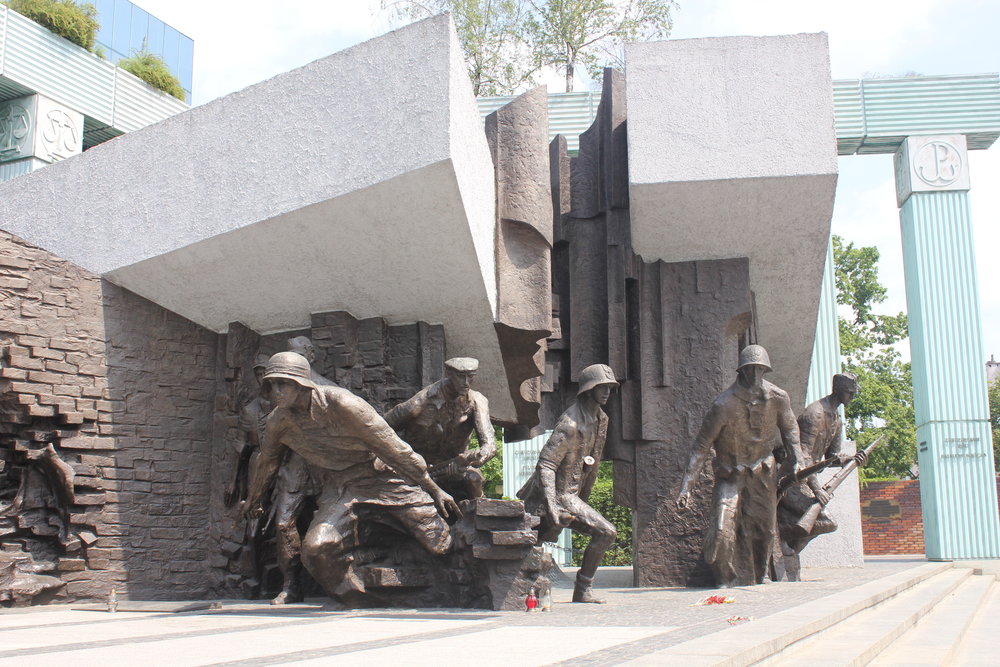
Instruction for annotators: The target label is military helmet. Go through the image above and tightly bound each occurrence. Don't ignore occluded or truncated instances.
[737,345,772,372]
[262,351,316,390]
[252,353,270,371]
[577,364,619,396]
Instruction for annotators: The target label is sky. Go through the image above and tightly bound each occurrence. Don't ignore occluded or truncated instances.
[133,0,999,363]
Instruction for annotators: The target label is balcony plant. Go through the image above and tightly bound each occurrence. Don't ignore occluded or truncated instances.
[3,0,98,51]
[117,45,186,101]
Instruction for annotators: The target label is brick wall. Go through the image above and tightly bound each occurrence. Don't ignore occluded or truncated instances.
[1,230,218,601]
[861,477,1000,555]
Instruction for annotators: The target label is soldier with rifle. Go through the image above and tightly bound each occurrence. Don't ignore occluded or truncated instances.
[677,345,806,587]
[776,373,871,571]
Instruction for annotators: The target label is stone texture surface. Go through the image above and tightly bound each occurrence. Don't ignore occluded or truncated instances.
[625,33,838,410]
[530,71,755,586]
[0,230,216,603]
[0,15,514,423]
[485,86,553,426]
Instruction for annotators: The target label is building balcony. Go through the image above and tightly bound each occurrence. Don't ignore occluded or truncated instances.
[0,5,188,152]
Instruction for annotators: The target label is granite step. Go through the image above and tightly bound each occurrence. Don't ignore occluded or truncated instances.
[950,579,1000,666]
[866,572,992,666]
[619,561,952,666]
[758,567,972,666]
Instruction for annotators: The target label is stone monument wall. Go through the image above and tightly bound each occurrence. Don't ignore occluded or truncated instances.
[528,72,756,586]
[0,230,217,602]
[210,310,447,596]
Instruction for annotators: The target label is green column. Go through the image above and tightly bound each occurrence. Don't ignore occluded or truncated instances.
[807,241,842,405]
[896,135,1000,559]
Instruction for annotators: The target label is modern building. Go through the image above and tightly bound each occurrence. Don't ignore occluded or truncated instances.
[0,1,190,183]
[92,0,194,103]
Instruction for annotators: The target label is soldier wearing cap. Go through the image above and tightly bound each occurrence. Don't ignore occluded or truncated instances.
[384,357,495,501]
[677,344,806,587]
[518,363,619,603]
[778,373,868,557]
[243,351,461,606]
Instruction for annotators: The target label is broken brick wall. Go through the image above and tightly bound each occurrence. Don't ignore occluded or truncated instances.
[1,230,218,601]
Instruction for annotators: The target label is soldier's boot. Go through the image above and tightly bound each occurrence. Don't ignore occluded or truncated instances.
[572,574,606,604]
[271,570,303,605]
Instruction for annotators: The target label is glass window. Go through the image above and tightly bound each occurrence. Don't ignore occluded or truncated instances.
[129,6,148,53]
[146,16,164,56]
[112,0,132,57]
[178,35,194,94]
[94,0,115,51]
[162,25,180,75]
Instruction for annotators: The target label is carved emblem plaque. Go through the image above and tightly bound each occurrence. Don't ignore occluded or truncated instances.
[893,134,971,207]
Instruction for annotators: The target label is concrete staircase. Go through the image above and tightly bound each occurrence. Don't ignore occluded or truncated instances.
[624,561,1000,666]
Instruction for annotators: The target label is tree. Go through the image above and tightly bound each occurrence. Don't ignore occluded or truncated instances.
[571,462,632,566]
[525,0,676,92]
[382,0,678,95]
[832,235,916,480]
[382,0,538,96]
[477,427,505,497]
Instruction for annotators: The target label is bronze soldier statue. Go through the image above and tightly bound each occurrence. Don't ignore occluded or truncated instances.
[677,345,806,587]
[778,373,868,559]
[518,364,618,604]
[267,336,336,604]
[243,352,460,607]
[384,357,495,501]
[225,354,271,508]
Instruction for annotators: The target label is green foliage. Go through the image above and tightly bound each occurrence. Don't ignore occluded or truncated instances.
[117,46,186,100]
[526,0,676,91]
[989,380,1000,473]
[833,236,908,354]
[383,0,537,96]
[475,427,505,498]
[571,461,632,566]
[5,0,98,51]
[832,235,916,481]
[383,0,677,94]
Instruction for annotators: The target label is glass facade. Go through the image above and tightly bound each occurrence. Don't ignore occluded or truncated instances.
[93,0,193,103]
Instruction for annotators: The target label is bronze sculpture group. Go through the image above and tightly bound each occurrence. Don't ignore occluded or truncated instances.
[230,339,869,605]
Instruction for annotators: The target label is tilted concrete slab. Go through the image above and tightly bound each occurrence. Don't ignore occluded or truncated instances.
[0,15,515,420]
[626,33,838,408]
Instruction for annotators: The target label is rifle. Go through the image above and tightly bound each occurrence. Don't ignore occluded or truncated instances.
[777,456,841,496]
[792,434,885,537]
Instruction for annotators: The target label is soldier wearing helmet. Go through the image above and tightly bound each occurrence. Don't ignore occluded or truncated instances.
[242,351,461,607]
[384,357,495,501]
[777,373,868,569]
[518,363,619,603]
[677,344,806,587]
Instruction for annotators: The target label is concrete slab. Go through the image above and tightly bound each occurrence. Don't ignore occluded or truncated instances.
[872,574,994,666]
[951,581,1000,666]
[625,33,838,408]
[0,15,514,419]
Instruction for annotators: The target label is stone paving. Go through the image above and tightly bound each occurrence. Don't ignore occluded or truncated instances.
[0,558,928,666]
